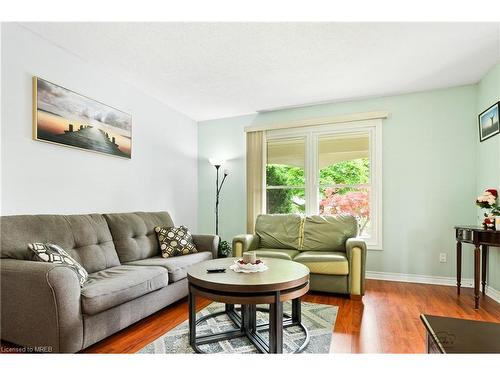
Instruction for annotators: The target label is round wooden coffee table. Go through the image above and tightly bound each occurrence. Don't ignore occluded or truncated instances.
[187,257,310,354]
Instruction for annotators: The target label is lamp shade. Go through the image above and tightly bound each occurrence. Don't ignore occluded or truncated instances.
[209,158,225,167]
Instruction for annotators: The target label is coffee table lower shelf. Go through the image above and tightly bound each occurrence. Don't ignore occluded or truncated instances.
[188,287,310,354]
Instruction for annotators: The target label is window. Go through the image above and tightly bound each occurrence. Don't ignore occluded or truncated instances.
[265,120,382,249]
[266,138,306,214]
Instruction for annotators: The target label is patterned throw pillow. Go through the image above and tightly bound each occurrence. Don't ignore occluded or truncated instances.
[28,243,88,286]
[154,225,198,258]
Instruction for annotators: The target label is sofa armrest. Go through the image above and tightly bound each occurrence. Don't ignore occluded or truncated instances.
[345,238,367,298]
[0,259,83,353]
[192,234,220,259]
[232,234,260,257]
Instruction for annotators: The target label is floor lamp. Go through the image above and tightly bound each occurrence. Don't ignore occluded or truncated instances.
[209,158,229,236]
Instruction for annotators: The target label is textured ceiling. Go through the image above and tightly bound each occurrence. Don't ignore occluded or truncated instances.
[21,22,500,121]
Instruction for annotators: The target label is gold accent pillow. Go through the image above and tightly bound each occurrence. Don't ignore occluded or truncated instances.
[155,225,198,258]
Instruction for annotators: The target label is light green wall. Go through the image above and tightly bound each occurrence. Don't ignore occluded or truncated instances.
[199,84,480,280]
[476,63,500,290]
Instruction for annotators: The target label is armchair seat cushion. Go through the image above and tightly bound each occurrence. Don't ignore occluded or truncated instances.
[294,251,349,275]
[253,249,300,261]
[125,251,212,283]
[81,265,168,315]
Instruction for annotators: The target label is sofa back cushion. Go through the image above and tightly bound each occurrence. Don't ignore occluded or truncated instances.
[301,215,358,252]
[0,214,120,273]
[104,211,174,263]
[255,214,302,250]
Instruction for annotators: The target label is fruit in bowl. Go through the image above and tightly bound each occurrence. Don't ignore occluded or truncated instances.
[237,258,263,265]
[230,258,268,273]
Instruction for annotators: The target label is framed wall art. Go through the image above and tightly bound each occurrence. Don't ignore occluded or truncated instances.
[478,101,499,142]
[33,76,132,158]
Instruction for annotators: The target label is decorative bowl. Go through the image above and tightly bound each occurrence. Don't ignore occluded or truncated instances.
[229,259,268,273]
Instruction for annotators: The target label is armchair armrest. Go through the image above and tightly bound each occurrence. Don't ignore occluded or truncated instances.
[345,238,367,298]
[192,234,220,259]
[232,234,260,257]
[0,259,83,353]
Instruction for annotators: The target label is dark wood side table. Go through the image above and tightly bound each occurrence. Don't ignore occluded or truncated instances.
[455,226,500,309]
[420,314,500,353]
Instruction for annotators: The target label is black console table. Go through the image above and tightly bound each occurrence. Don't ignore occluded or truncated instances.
[455,226,500,309]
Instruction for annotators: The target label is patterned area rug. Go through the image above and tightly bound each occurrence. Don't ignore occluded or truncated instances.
[138,301,338,354]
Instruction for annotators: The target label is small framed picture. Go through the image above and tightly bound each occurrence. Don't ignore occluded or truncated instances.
[478,102,499,142]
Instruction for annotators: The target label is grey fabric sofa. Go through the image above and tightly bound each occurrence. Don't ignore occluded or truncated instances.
[0,211,218,353]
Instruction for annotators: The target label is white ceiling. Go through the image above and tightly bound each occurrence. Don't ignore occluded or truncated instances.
[21,22,500,121]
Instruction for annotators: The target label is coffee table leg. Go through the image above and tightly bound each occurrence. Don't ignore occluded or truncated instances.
[292,297,301,324]
[241,304,250,332]
[248,304,257,333]
[188,286,196,346]
[269,291,283,354]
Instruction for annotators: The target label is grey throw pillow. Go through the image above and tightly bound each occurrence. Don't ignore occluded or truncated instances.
[28,242,88,286]
[154,225,198,258]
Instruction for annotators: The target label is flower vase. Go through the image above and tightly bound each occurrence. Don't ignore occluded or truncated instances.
[483,215,496,230]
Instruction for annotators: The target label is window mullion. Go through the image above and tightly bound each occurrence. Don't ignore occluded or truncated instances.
[305,132,318,215]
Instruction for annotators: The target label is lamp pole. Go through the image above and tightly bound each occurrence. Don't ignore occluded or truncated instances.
[213,163,228,236]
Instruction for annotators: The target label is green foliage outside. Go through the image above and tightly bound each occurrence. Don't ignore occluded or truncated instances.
[266,159,369,214]
[265,165,304,214]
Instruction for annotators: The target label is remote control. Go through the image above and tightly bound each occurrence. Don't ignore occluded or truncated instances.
[206,268,226,273]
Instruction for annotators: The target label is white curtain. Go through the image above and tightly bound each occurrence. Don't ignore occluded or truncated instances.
[246,131,266,233]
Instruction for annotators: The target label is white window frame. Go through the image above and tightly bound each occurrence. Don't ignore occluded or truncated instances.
[266,119,383,250]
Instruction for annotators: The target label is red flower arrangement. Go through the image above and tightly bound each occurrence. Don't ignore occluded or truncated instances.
[476,188,499,229]
[476,188,498,209]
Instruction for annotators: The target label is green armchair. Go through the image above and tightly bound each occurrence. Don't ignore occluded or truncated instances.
[233,214,367,299]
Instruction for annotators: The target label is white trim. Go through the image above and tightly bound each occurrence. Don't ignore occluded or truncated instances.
[366,271,500,304]
[245,111,389,132]
[486,285,500,304]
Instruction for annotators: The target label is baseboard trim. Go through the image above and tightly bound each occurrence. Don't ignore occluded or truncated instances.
[366,271,500,304]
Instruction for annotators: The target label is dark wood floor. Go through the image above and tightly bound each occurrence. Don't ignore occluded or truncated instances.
[2,279,499,353]
[82,279,500,353]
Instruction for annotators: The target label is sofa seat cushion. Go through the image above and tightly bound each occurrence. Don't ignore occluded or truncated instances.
[253,249,300,260]
[81,265,168,315]
[125,251,212,283]
[293,251,349,275]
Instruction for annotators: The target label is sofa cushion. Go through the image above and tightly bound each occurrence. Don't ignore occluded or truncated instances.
[255,214,302,249]
[294,251,349,275]
[253,248,300,261]
[81,265,168,315]
[104,212,174,263]
[301,215,358,252]
[28,242,88,286]
[125,251,212,283]
[0,214,120,273]
[155,225,197,258]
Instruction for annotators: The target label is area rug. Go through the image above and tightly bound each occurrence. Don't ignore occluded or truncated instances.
[138,301,337,354]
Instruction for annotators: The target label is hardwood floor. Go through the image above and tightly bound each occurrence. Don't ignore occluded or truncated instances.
[82,279,500,354]
[2,279,499,354]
